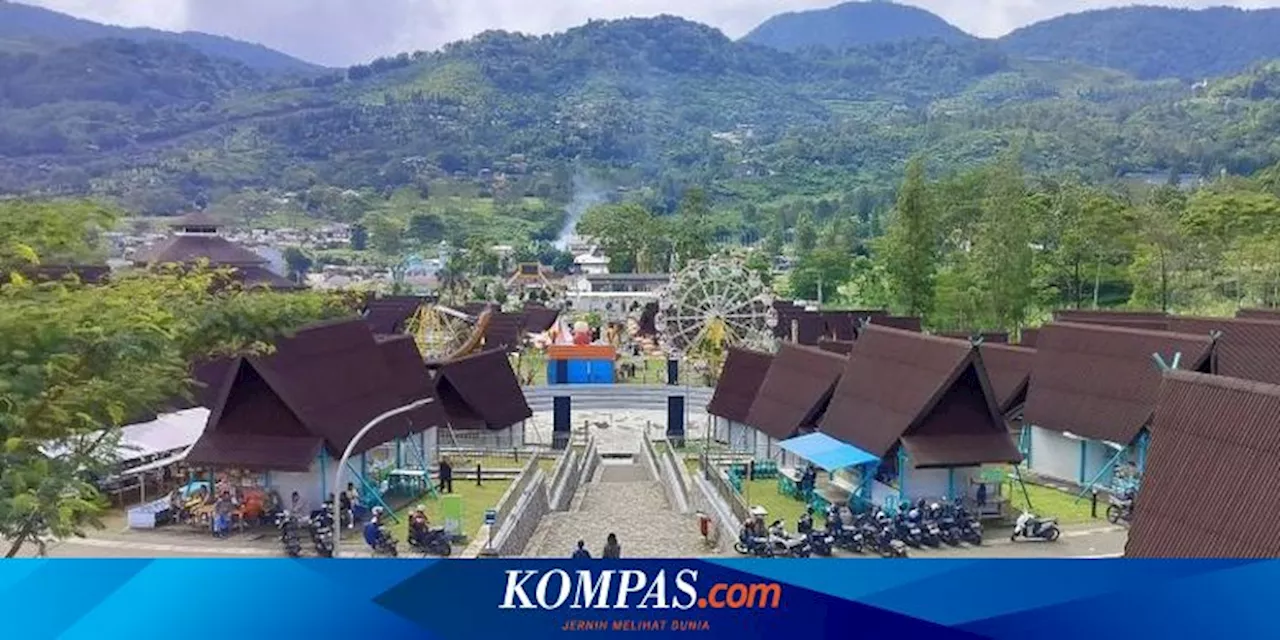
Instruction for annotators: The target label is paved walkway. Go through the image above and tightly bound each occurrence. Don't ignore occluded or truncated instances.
[523,458,713,559]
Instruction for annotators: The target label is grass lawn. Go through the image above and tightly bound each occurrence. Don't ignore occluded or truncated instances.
[737,478,827,530]
[1003,479,1100,525]
[438,453,554,471]
[387,478,513,544]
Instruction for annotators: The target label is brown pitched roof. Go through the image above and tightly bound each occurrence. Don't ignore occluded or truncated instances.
[377,334,449,429]
[187,433,324,473]
[484,312,527,352]
[820,310,888,341]
[135,235,268,267]
[1125,372,1280,558]
[433,348,532,430]
[819,326,1019,468]
[637,302,658,336]
[522,305,560,334]
[941,331,1009,343]
[706,348,774,423]
[1053,309,1170,331]
[187,320,442,471]
[744,343,845,440]
[1236,308,1280,320]
[979,343,1036,414]
[1167,316,1280,386]
[1019,328,1040,347]
[868,316,923,333]
[1023,322,1215,444]
[817,339,855,355]
[363,296,425,335]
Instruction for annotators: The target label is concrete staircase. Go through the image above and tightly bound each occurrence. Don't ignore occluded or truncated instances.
[523,456,706,558]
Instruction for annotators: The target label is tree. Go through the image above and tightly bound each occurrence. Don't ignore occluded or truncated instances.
[283,247,314,283]
[1,204,354,557]
[879,156,938,317]
[365,214,406,256]
[577,203,667,273]
[969,152,1036,330]
[789,246,853,303]
[672,187,713,269]
[350,223,369,251]
[744,250,774,287]
[793,211,818,255]
[1,200,113,267]
[408,213,446,244]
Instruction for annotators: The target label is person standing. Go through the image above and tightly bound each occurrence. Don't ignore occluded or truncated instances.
[439,458,454,494]
[601,533,621,559]
[571,540,591,559]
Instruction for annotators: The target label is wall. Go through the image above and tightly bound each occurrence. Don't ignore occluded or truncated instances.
[493,469,551,556]
[493,455,541,532]
[1083,439,1124,487]
[1028,426,1080,484]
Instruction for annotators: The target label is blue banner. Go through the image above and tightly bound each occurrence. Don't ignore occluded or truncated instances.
[2,559,1277,639]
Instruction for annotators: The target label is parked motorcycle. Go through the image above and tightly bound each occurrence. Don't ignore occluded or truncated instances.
[1011,512,1061,542]
[409,526,453,557]
[767,520,812,558]
[893,512,924,548]
[929,502,963,547]
[1106,493,1134,526]
[956,506,984,545]
[873,526,909,558]
[309,510,335,558]
[734,523,773,557]
[276,512,302,558]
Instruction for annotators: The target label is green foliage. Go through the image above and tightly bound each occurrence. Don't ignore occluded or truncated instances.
[0,201,355,557]
[880,156,938,316]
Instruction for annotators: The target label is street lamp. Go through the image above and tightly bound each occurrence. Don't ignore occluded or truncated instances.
[333,397,434,558]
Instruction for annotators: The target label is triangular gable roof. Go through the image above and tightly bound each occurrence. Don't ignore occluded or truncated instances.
[743,343,845,440]
[522,305,560,334]
[979,343,1036,415]
[1023,322,1215,444]
[1167,316,1280,386]
[377,334,449,430]
[706,348,774,423]
[819,325,1017,467]
[484,312,528,352]
[135,234,268,267]
[363,296,425,335]
[1126,371,1280,558]
[192,320,440,466]
[433,348,532,430]
[1054,309,1170,331]
[866,315,923,333]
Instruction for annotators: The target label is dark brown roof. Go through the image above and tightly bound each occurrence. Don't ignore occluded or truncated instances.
[1018,328,1040,347]
[1167,316,1280,386]
[362,296,425,335]
[706,348,774,422]
[168,211,225,229]
[187,433,323,473]
[819,326,1019,467]
[868,316,923,333]
[820,310,887,341]
[135,235,268,267]
[1023,322,1215,444]
[744,343,845,440]
[941,331,1009,344]
[1053,309,1170,331]
[817,339,855,355]
[187,320,443,470]
[522,305,560,334]
[1125,372,1280,558]
[637,302,658,336]
[1236,308,1280,320]
[8,264,111,285]
[979,343,1036,414]
[433,348,532,430]
[484,312,527,352]
[377,335,450,429]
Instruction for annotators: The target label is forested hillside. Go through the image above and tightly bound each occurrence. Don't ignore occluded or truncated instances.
[742,1,972,52]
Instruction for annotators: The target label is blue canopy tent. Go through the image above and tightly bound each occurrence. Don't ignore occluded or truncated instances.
[778,432,878,470]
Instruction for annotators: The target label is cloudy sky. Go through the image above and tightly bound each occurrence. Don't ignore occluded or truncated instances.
[24,0,1280,66]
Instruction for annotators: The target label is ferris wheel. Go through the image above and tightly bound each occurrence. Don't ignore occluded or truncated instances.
[655,256,778,358]
[408,304,491,362]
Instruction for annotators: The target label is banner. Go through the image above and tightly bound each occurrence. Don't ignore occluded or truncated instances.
[2,559,1277,638]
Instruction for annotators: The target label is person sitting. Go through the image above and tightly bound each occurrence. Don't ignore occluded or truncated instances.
[408,506,430,547]
[364,507,388,549]
[211,491,236,538]
[571,540,592,559]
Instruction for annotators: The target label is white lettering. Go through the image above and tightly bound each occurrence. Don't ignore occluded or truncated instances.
[637,569,669,609]
[613,570,648,609]
[536,569,572,609]
[570,570,614,609]
[499,570,538,609]
[672,569,699,610]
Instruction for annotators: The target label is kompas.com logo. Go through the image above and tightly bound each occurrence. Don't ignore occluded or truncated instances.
[499,569,782,610]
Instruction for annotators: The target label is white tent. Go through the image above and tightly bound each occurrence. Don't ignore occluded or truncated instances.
[43,407,211,468]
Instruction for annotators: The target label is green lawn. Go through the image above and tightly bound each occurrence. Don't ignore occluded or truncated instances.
[387,478,513,544]
[1003,479,1100,525]
[737,478,826,530]
[437,453,553,471]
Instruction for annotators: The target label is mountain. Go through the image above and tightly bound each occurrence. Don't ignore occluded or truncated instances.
[742,1,973,51]
[1,15,1278,226]
[0,0,319,72]
[1000,6,1280,80]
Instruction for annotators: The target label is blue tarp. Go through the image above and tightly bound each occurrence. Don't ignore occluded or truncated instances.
[778,432,879,471]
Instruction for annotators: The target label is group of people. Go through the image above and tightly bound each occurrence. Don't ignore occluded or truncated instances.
[571,533,622,559]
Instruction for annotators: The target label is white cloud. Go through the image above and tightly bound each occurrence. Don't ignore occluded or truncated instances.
[20,0,1280,66]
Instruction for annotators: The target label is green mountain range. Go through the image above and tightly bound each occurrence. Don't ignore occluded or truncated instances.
[3,6,1280,229]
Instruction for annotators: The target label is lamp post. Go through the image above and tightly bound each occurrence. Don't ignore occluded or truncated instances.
[333,398,434,558]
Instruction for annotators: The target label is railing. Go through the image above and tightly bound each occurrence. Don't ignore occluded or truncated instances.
[701,454,751,524]
[522,385,716,413]
[492,455,541,532]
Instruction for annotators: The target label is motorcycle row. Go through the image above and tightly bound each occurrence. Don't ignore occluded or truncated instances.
[735,499,1061,558]
[275,502,453,558]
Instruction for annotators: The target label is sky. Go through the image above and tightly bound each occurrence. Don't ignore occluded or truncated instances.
[23,0,1280,67]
